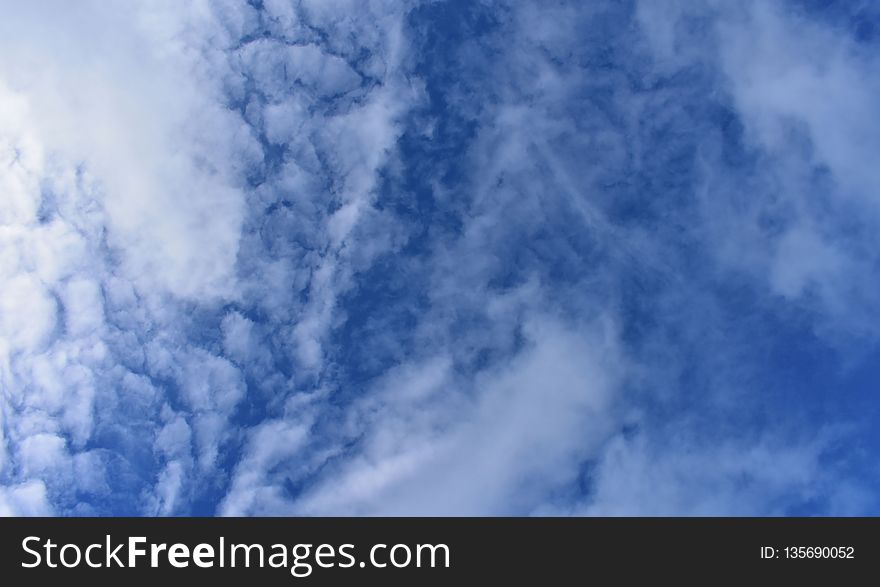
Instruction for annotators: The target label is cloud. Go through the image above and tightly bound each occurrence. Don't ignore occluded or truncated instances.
[575,429,870,516]
[0,1,252,301]
[0,0,426,515]
[286,316,624,516]
[0,480,53,516]
[220,417,313,517]
[637,0,880,341]
[0,1,256,514]
[1,0,878,517]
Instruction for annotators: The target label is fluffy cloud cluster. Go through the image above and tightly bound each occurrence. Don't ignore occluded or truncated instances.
[1,0,877,516]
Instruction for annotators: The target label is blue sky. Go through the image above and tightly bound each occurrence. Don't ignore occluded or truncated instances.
[0,0,878,515]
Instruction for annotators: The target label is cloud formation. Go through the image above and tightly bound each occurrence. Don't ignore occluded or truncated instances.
[1,0,878,516]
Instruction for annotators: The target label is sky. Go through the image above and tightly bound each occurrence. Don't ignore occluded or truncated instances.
[0,0,878,516]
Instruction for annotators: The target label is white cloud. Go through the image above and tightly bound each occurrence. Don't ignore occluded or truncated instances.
[0,480,53,516]
[0,1,256,514]
[238,316,627,516]
[61,278,105,339]
[577,429,869,516]
[1,0,875,517]
[1,0,424,514]
[717,1,880,204]
[0,274,57,353]
[220,418,313,516]
[638,0,880,340]
[0,0,251,301]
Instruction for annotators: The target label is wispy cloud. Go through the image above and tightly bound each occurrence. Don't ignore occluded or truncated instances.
[1,0,877,516]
